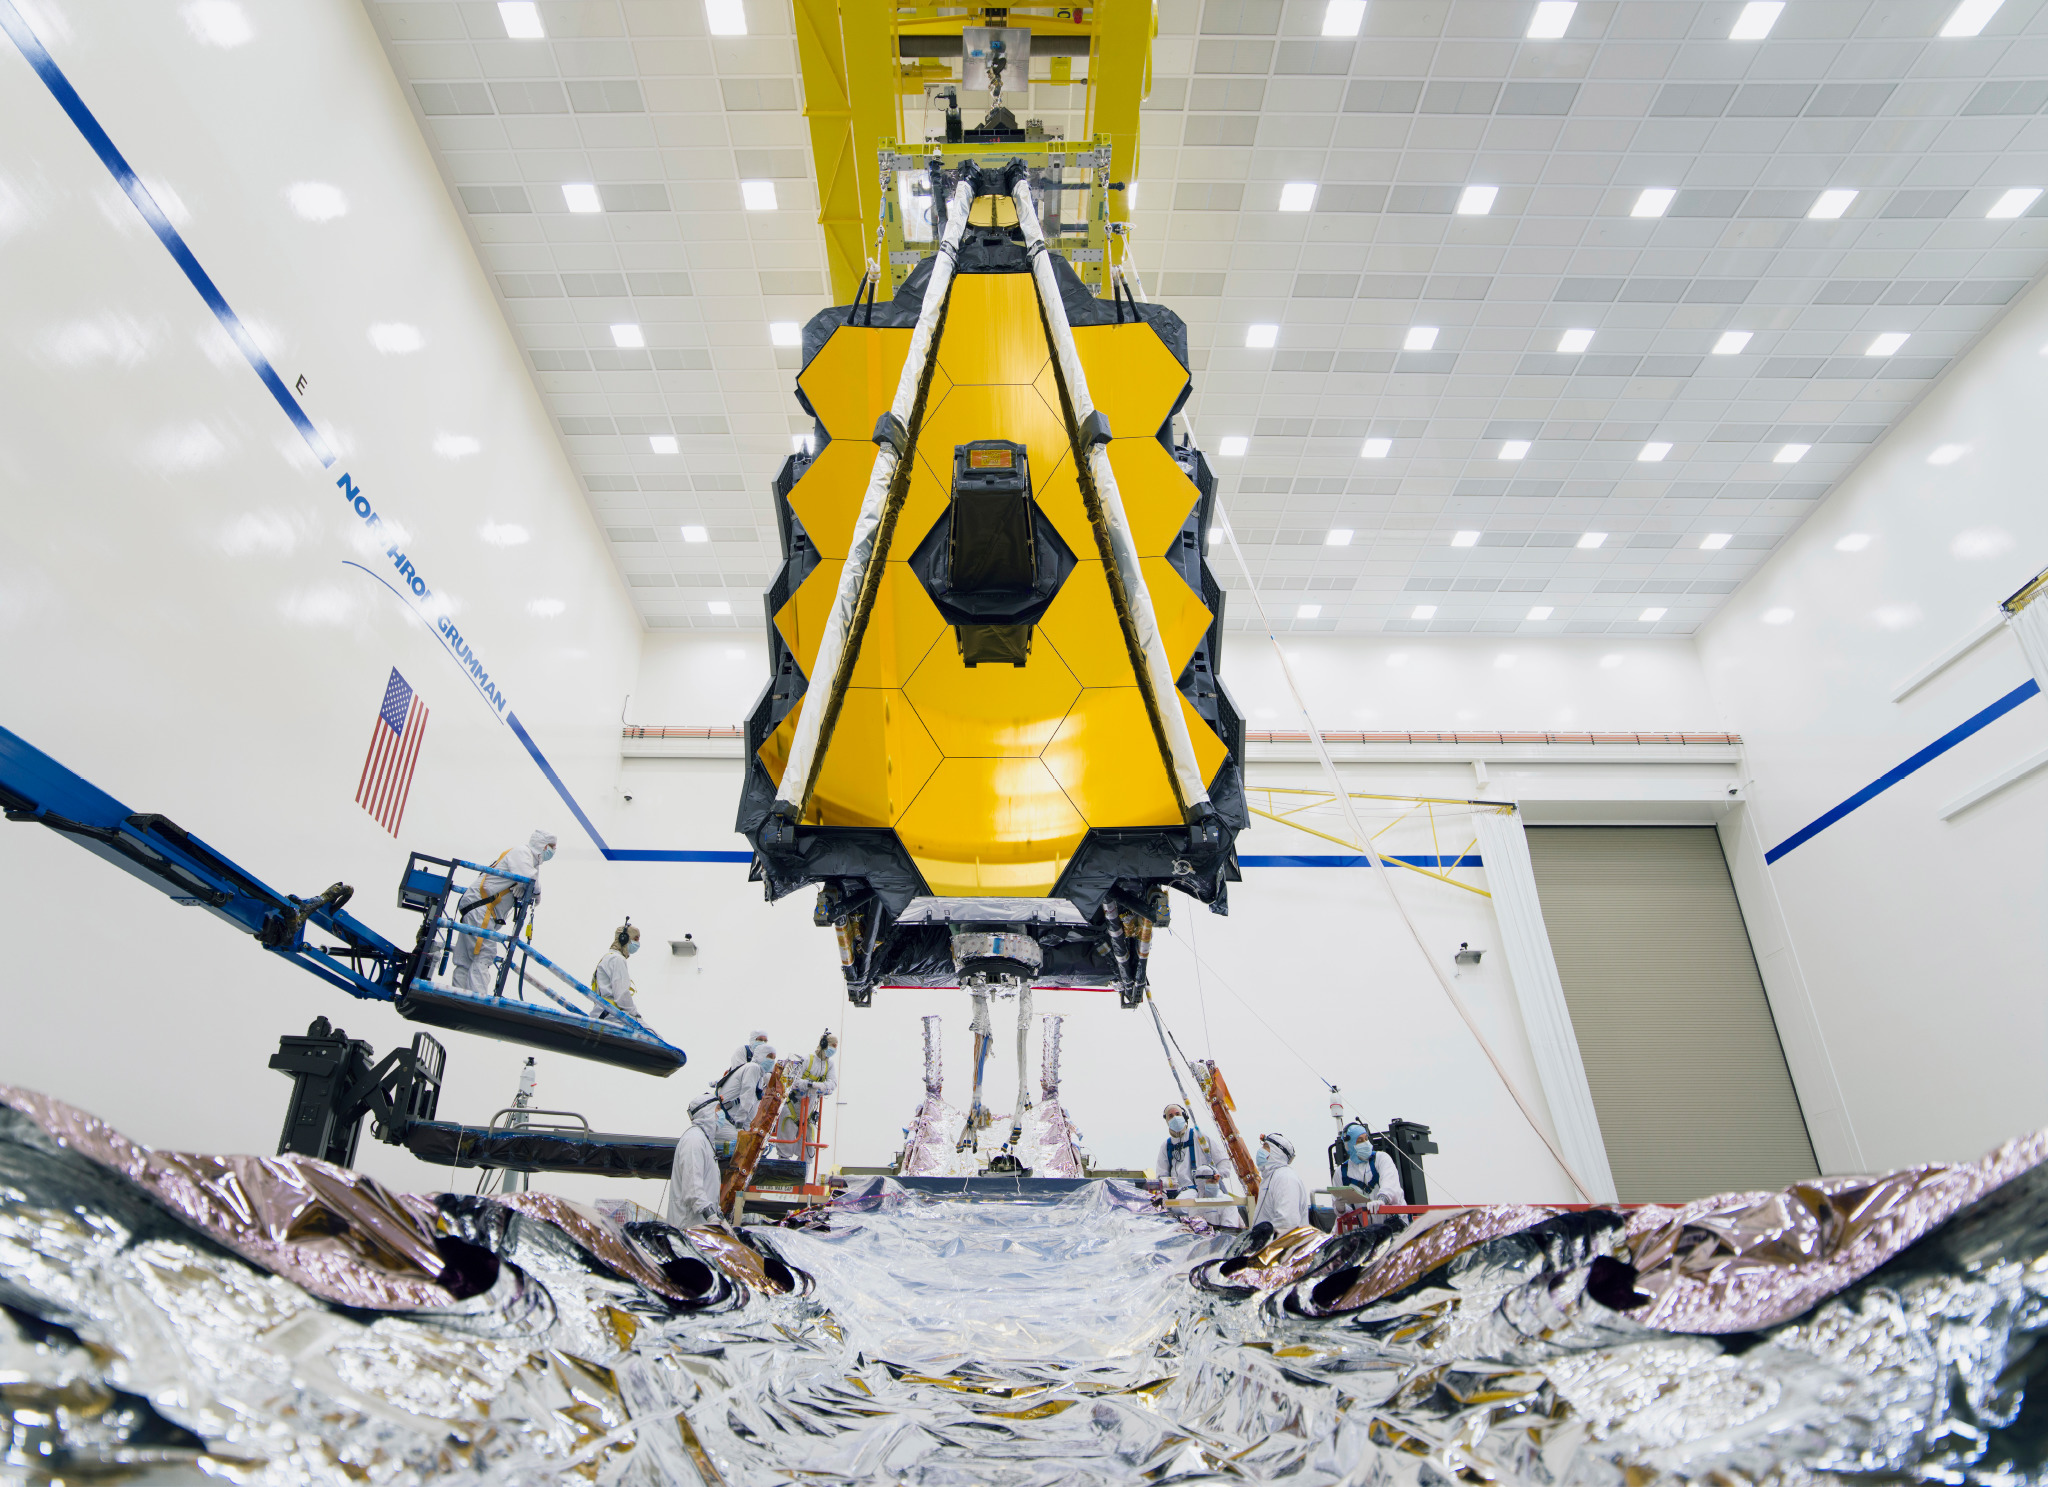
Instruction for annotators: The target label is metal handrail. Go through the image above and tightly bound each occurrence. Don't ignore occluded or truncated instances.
[487,1106,592,1134]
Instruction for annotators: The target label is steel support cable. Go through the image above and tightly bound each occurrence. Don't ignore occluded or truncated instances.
[774,175,978,819]
[1116,263,1596,1205]
[1008,174,1212,819]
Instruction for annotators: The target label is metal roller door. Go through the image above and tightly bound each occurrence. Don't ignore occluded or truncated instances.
[1524,826,1818,1202]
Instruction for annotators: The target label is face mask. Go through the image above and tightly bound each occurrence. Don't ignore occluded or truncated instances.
[624,940,639,956]
[1255,1147,1275,1171]
[752,1043,769,1061]
[1167,1115,1187,1135]
[542,847,555,862]
[1197,1183,1219,1197]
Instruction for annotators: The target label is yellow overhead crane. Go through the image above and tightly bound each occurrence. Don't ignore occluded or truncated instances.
[795,1,1155,302]
[741,6,1241,1011]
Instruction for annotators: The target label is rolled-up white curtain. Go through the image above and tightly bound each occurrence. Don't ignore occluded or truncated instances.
[1472,809,1618,1204]
[2006,590,2048,688]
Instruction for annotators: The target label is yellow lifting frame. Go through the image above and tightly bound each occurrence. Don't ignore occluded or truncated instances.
[798,2,1158,304]
[798,0,900,304]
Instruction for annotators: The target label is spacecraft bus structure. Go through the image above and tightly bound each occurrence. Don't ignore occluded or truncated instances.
[738,159,1248,1006]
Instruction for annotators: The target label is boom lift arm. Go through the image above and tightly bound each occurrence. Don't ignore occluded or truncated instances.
[0,723,685,1076]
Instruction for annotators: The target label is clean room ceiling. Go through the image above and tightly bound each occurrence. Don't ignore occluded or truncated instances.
[366,0,2048,638]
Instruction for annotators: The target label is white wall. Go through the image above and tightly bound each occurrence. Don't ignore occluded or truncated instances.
[0,0,666,1200]
[1697,269,2048,1174]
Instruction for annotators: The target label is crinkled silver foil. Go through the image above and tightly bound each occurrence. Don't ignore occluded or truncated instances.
[7,1087,2048,1485]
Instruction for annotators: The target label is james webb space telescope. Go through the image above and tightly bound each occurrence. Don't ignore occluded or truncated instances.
[737,158,1249,1008]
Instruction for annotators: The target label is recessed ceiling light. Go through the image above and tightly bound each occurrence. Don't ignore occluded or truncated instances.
[498,1,544,37]
[650,434,678,454]
[1499,440,1530,459]
[1928,444,1968,465]
[1526,0,1575,37]
[1836,533,1872,552]
[1700,532,1732,550]
[1322,0,1366,35]
[434,434,480,459]
[611,323,644,348]
[526,598,566,617]
[1451,530,1479,547]
[1297,604,1323,619]
[1327,529,1353,545]
[562,182,603,214]
[184,1,253,48]
[1208,524,1225,543]
[1775,443,1810,463]
[1866,332,1909,356]
[741,179,778,211]
[1576,531,1606,548]
[1729,0,1782,37]
[1411,604,1437,619]
[1988,187,2041,219]
[707,600,733,615]
[1713,330,1752,354]
[1632,188,1675,218]
[1404,326,1438,350]
[1557,328,1593,353]
[1527,606,1554,620]
[1219,436,1248,457]
[1941,0,2004,35]
[368,322,423,355]
[1279,181,1318,212]
[680,525,708,542]
[1246,323,1278,348]
[1456,185,1497,215]
[1600,653,1623,668]
[1361,437,1391,458]
[769,322,801,346]
[705,0,748,34]
[1639,607,1667,622]
[287,182,347,222]
[1809,189,1857,219]
[1639,441,1671,462]
[1762,607,1795,625]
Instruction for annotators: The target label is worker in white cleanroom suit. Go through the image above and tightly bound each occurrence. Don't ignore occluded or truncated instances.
[1156,1102,1224,1196]
[1251,1132,1312,1234]
[1329,1119,1391,1214]
[665,1093,725,1230]
[450,829,555,993]
[1192,1163,1245,1229]
[773,1030,839,1154]
[590,921,642,1022]
[713,1040,774,1152]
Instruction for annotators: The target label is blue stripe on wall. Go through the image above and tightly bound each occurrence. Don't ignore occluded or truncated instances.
[0,1,335,466]
[1763,677,2040,864]
[1240,853,1483,869]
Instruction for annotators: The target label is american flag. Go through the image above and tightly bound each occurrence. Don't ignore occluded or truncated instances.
[355,668,429,836]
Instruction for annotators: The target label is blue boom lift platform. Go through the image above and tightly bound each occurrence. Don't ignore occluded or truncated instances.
[0,723,691,1177]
